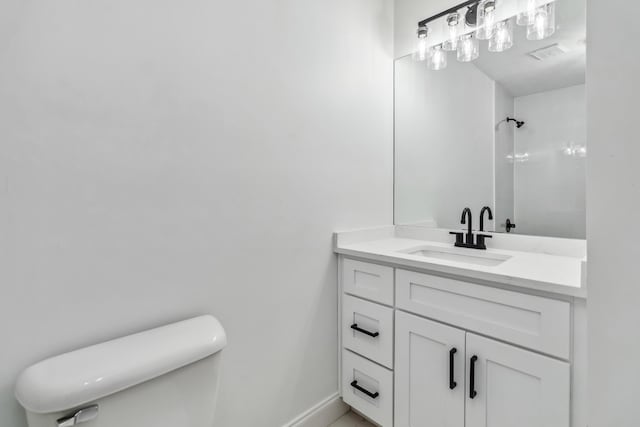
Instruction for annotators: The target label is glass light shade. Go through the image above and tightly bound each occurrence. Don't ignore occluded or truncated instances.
[428,44,448,70]
[457,34,479,62]
[516,0,538,26]
[476,0,497,40]
[416,37,428,61]
[443,13,460,51]
[414,25,429,61]
[527,2,556,40]
[488,19,514,52]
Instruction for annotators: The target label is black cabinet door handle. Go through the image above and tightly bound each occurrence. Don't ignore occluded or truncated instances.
[449,348,457,390]
[350,380,379,399]
[350,323,379,338]
[469,355,478,399]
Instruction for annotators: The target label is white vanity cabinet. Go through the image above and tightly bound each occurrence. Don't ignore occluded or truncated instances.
[395,311,570,427]
[339,256,583,427]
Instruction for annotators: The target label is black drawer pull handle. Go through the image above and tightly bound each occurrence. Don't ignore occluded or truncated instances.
[469,355,478,399]
[350,324,379,338]
[350,380,379,399]
[449,348,457,390]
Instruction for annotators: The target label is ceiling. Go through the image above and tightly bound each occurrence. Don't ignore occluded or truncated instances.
[473,0,586,97]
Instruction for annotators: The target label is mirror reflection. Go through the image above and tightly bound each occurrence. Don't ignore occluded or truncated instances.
[394,0,586,239]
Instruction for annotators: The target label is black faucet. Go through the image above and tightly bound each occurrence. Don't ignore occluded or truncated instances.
[461,207,473,245]
[479,206,493,232]
[449,207,493,250]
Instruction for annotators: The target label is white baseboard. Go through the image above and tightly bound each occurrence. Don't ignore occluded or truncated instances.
[282,393,349,427]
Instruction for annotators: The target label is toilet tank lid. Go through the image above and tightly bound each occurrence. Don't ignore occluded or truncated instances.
[15,315,227,414]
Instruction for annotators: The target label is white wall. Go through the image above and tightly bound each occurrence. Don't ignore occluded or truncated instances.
[587,0,640,425]
[514,84,586,239]
[394,58,494,227]
[0,1,393,426]
[494,83,515,232]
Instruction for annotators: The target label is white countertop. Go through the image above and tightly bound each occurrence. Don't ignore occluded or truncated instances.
[334,226,586,299]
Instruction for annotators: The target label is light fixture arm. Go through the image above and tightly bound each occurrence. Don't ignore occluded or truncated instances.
[418,0,479,27]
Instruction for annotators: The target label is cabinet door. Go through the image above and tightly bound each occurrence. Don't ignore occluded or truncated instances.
[395,311,465,427]
[465,333,570,427]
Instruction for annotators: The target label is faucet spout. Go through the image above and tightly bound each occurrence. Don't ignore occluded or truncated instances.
[461,207,473,245]
[479,206,493,232]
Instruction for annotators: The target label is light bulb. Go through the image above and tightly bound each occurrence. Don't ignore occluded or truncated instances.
[457,34,479,62]
[415,25,429,61]
[443,13,460,51]
[416,37,428,61]
[488,19,514,52]
[428,44,448,70]
[527,2,555,40]
[517,0,537,26]
[476,0,497,40]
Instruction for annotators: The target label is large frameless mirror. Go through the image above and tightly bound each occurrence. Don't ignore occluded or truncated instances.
[394,0,586,239]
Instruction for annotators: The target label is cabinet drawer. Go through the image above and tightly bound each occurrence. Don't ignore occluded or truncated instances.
[343,295,394,368]
[342,350,393,427]
[396,269,571,359]
[342,258,394,305]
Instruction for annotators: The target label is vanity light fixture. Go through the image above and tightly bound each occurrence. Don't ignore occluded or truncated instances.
[415,0,557,70]
[527,2,556,40]
[443,13,461,51]
[516,0,538,25]
[457,34,480,62]
[476,0,497,40]
[464,3,479,26]
[415,24,430,61]
[489,19,514,52]
[429,44,448,70]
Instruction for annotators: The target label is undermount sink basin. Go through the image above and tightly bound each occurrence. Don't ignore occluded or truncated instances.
[401,245,512,267]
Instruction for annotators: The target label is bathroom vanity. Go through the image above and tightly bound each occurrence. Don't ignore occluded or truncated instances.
[335,226,586,427]
[354,0,589,423]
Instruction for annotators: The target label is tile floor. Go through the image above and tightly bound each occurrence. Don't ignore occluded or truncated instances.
[328,411,376,427]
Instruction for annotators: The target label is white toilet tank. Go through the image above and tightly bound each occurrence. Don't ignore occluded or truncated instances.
[15,315,227,427]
